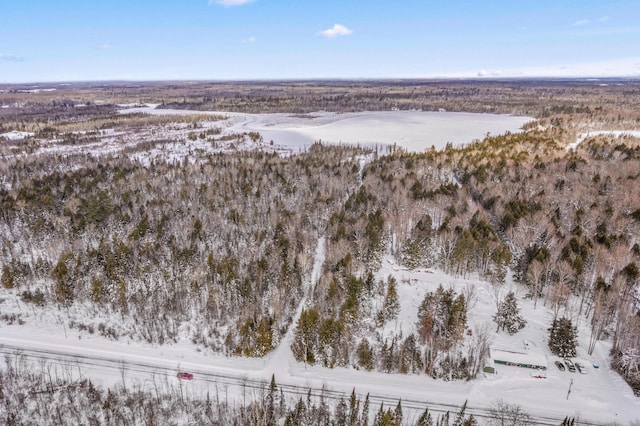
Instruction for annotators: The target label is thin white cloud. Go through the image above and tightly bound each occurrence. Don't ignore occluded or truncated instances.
[242,36,256,43]
[320,24,353,39]
[0,54,24,62]
[97,43,112,50]
[471,56,640,79]
[210,0,254,6]
[477,69,503,78]
[575,16,611,26]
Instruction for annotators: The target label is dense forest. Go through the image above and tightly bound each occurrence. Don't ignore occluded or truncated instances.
[1,80,640,403]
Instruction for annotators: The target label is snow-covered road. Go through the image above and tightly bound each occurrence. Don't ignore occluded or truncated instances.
[0,338,598,425]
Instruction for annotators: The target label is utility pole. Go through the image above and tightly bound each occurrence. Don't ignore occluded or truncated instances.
[566,378,573,400]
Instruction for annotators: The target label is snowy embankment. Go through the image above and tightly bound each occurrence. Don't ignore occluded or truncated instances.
[567,130,640,151]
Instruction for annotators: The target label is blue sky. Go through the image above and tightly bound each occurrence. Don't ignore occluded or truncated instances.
[1,0,639,82]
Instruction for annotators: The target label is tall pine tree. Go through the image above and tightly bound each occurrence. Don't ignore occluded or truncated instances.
[493,291,526,335]
[548,317,577,357]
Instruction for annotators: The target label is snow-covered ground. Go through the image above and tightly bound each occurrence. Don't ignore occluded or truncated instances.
[373,258,640,423]
[0,130,34,140]
[568,130,640,151]
[2,250,639,423]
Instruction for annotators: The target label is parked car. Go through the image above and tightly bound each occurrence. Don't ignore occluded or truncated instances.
[575,362,587,374]
[555,360,565,371]
[176,372,194,380]
[564,358,576,372]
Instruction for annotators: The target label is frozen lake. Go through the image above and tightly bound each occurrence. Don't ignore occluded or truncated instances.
[229,110,533,153]
[119,105,533,153]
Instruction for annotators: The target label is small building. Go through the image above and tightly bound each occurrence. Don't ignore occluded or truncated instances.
[483,358,496,374]
[489,346,547,370]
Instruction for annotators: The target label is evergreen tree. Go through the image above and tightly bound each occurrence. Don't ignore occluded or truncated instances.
[548,317,577,357]
[399,334,423,374]
[335,397,348,426]
[373,403,385,426]
[437,411,450,426]
[452,400,478,426]
[267,374,277,426]
[464,415,478,426]
[377,276,400,326]
[493,291,526,335]
[291,397,306,425]
[357,338,374,371]
[348,388,358,426]
[394,400,403,425]
[453,400,467,426]
[361,393,370,426]
[416,285,467,349]
[416,407,433,426]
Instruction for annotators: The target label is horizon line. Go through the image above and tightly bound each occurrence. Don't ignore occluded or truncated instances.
[2,75,640,86]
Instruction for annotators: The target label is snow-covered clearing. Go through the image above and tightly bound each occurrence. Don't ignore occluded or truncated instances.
[2,249,638,423]
[0,130,34,140]
[567,130,640,151]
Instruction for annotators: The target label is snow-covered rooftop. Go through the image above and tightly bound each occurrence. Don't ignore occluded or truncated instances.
[490,346,548,369]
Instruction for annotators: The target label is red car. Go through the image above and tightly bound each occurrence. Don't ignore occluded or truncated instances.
[176,372,194,380]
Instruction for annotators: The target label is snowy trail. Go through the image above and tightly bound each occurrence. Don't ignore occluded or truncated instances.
[567,130,640,150]
[262,237,325,376]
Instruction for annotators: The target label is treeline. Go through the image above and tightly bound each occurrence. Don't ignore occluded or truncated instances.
[153,79,640,118]
[5,79,640,122]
